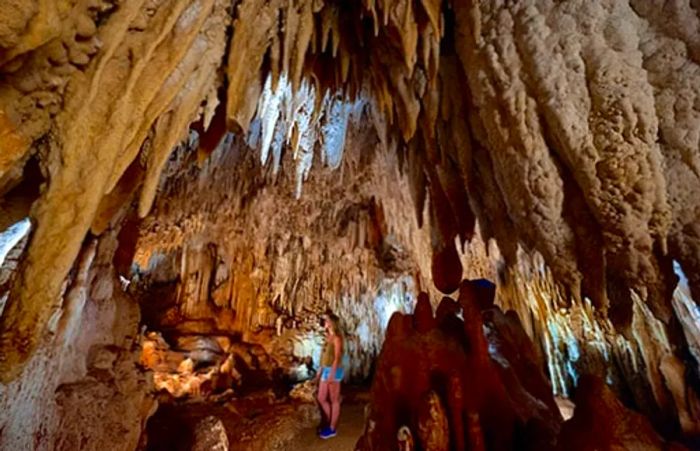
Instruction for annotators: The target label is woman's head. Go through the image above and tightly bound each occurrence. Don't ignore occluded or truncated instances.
[323,311,341,335]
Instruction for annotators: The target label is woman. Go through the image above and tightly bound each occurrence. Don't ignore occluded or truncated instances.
[316,311,344,439]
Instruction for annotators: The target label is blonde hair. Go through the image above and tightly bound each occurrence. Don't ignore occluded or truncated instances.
[325,312,343,336]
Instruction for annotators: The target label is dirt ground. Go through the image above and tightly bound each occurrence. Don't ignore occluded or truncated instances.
[145,387,369,451]
[283,401,366,451]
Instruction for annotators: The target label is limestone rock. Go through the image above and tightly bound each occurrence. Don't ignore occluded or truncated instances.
[1,1,700,448]
[289,380,316,403]
[2,0,700,389]
[192,416,230,451]
[0,233,155,450]
[417,391,449,451]
[497,251,700,437]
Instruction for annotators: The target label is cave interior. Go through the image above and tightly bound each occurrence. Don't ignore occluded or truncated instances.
[1,0,700,450]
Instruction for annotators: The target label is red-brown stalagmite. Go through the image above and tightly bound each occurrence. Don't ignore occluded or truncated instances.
[357,278,692,450]
[357,279,561,451]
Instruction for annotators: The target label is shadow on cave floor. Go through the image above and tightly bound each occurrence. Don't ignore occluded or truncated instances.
[284,401,366,451]
[144,385,369,450]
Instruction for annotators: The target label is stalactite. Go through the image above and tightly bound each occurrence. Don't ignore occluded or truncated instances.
[0,0,230,380]
[2,1,699,319]
[497,249,700,436]
[0,218,31,269]
[249,72,365,196]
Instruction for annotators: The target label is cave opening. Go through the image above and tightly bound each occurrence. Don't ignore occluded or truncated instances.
[2,1,700,450]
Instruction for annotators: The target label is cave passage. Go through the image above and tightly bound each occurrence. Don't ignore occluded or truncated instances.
[1,1,700,450]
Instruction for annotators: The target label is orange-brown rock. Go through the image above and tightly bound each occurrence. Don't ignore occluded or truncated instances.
[559,375,687,451]
[2,0,699,398]
[356,279,561,450]
[416,390,450,451]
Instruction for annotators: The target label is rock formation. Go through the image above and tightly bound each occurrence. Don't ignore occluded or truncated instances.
[356,280,563,450]
[191,416,230,451]
[498,251,700,438]
[1,0,699,449]
[357,279,690,450]
[559,375,688,451]
[2,0,700,377]
[0,230,156,450]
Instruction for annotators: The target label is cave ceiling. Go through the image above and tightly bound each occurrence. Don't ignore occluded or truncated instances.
[1,0,699,382]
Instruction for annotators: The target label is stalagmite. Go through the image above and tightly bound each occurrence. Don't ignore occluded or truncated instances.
[559,375,686,451]
[357,280,561,450]
[417,391,450,451]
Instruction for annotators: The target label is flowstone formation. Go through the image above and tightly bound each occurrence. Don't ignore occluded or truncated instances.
[0,230,156,450]
[130,121,493,392]
[132,129,423,387]
[498,251,700,438]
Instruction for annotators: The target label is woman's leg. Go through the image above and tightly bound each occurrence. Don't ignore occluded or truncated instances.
[329,381,342,430]
[317,379,332,423]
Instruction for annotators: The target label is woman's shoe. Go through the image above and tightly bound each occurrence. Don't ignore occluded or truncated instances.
[319,427,337,439]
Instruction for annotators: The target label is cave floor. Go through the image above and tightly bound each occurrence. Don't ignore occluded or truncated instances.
[284,401,366,451]
[145,386,369,450]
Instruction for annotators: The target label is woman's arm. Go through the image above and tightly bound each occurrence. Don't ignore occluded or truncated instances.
[328,336,342,382]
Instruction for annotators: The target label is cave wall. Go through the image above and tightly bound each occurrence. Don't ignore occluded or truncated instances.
[0,0,230,381]
[497,250,700,438]
[0,230,155,450]
[357,278,687,450]
[218,0,700,330]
